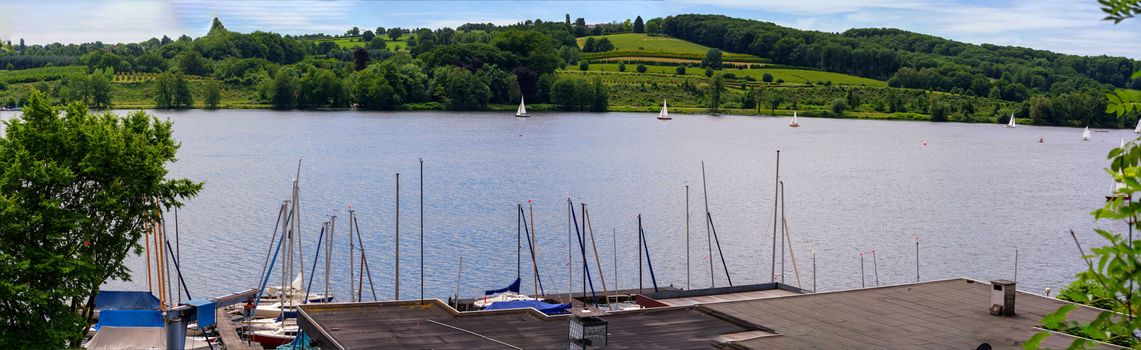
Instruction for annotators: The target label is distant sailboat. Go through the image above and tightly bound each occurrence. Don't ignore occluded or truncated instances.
[516,97,529,117]
[789,111,800,128]
[1082,127,1091,141]
[1108,138,1130,201]
[1005,113,1016,128]
[1134,119,1140,133]
[657,99,671,120]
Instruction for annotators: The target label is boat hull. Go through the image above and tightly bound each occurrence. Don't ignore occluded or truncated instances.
[516,114,530,117]
[249,332,294,347]
[657,117,671,120]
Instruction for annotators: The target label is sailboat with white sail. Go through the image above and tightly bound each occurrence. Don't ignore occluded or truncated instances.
[1134,119,1140,133]
[515,97,529,117]
[1082,127,1091,141]
[789,111,800,128]
[657,99,671,120]
[1005,113,1016,128]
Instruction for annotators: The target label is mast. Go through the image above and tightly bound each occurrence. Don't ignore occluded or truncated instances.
[701,162,714,288]
[420,158,424,303]
[395,172,400,300]
[348,209,355,302]
[771,150,780,282]
[685,185,690,290]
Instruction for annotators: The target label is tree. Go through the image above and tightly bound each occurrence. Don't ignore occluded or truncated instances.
[710,74,724,113]
[352,47,370,71]
[347,26,361,36]
[209,17,227,35]
[579,62,589,71]
[634,16,645,33]
[18,38,25,52]
[637,64,647,73]
[154,70,193,109]
[270,69,299,110]
[387,27,403,41]
[203,80,221,109]
[87,70,113,109]
[618,62,626,72]
[590,77,608,112]
[362,30,376,42]
[583,37,597,52]
[176,51,211,76]
[566,14,571,25]
[676,65,686,75]
[830,98,848,115]
[0,90,201,348]
[768,94,783,113]
[704,67,714,77]
[762,72,774,83]
[702,48,723,69]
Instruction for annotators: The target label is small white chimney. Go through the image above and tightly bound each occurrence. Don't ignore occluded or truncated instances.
[989,279,1016,316]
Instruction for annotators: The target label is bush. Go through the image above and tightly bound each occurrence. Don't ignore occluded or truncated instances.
[676,65,686,75]
[637,64,647,73]
[579,62,589,71]
[762,72,773,83]
[830,98,848,115]
[776,78,784,84]
[704,67,714,77]
[618,62,626,72]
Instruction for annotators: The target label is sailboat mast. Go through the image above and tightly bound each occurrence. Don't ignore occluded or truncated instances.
[348,209,355,302]
[395,172,400,301]
[771,150,780,283]
[701,162,714,288]
[685,185,690,290]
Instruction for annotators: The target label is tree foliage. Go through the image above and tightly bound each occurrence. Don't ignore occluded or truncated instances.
[154,70,193,109]
[0,90,201,348]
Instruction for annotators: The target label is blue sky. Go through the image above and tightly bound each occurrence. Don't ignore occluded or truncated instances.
[3,0,1140,58]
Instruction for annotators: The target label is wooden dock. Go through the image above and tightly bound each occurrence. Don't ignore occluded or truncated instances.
[214,308,263,350]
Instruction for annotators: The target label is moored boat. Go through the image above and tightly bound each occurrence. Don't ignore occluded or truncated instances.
[657,99,671,120]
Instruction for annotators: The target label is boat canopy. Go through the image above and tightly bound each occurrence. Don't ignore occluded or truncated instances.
[484,300,571,315]
[85,326,164,349]
[94,310,164,331]
[483,278,521,296]
[95,291,160,311]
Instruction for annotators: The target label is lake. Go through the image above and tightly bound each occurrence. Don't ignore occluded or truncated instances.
[0,109,1129,301]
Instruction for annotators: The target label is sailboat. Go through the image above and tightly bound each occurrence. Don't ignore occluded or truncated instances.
[1108,138,1131,201]
[657,99,671,120]
[515,97,529,118]
[1082,127,1091,141]
[1005,113,1016,128]
[1134,119,1140,133]
[789,111,800,128]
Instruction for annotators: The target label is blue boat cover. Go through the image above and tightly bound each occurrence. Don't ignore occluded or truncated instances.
[483,278,521,296]
[484,300,571,315]
[94,310,164,331]
[95,291,160,311]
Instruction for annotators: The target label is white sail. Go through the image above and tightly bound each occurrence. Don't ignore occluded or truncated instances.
[1134,119,1140,133]
[658,99,670,119]
[1008,113,1016,128]
[790,111,799,126]
[516,97,528,117]
[1082,127,1091,140]
[1118,138,1127,192]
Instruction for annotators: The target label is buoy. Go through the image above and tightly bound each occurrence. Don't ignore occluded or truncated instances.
[922,141,927,146]
[1039,137,1044,143]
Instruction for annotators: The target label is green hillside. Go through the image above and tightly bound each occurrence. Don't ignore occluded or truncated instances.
[576,33,761,62]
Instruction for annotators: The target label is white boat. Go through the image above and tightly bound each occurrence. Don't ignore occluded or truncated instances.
[246,323,299,348]
[1082,127,1091,141]
[515,97,529,117]
[472,291,536,308]
[657,99,671,120]
[1006,113,1016,128]
[789,111,800,127]
[1135,119,1140,133]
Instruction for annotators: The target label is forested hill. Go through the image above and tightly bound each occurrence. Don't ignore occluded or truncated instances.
[662,14,1137,99]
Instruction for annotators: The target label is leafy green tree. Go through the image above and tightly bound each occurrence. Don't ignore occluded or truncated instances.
[270,68,299,109]
[762,72,773,83]
[352,47,370,71]
[830,98,848,115]
[299,68,347,109]
[582,37,596,52]
[209,17,227,35]
[676,65,686,75]
[88,70,113,109]
[618,62,626,72]
[351,65,399,110]
[0,90,201,348]
[710,74,724,113]
[431,66,491,110]
[702,48,723,69]
[203,80,221,109]
[590,77,608,112]
[362,30,376,42]
[637,64,647,73]
[550,76,591,111]
[347,26,361,36]
[704,67,714,77]
[176,50,211,76]
[154,70,193,109]
[768,94,784,113]
[929,101,948,122]
[387,27,403,41]
[634,16,645,33]
[579,62,589,71]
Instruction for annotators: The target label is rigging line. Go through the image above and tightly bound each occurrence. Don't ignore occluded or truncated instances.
[780,181,802,289]
[355,215,378,301]
[638,216,660,292]
[700,161,714,288]
[163,238,193,300]
[707,212,733,287]
[570,200,597,307]
[303,225,325,304]
[520,205,544,295]
[584,205,609,300]
[257,203,287,298]
[253,206,292,311]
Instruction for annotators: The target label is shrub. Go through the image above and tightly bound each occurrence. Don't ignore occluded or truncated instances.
[579,62,589,71]
[830,98,848,115]
[676,65,686,75]
[704,67,714,77]
[762,73,773,83]
[637,64,647,73]
[618,62,626,72]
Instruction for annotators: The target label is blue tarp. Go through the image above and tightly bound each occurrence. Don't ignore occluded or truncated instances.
[484,300,571,315]
[484,278,521,296]
[94,291,160,311]
[93,310,164,331]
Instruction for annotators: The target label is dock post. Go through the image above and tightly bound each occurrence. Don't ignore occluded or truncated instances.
[164,309,188,350]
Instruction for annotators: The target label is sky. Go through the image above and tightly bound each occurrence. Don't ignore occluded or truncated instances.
[2,0,1140,58]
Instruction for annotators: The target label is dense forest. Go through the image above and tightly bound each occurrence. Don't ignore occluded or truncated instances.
[0,14,1136,127]
[661,14,1138,127]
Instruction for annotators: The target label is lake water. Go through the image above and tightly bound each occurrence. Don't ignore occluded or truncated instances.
[0,109,1130,301]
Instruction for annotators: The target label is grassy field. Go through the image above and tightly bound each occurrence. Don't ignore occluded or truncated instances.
[576,63,886,87]
[311,35,410,51]
[576,33,760,62]
[0,65,85,84]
